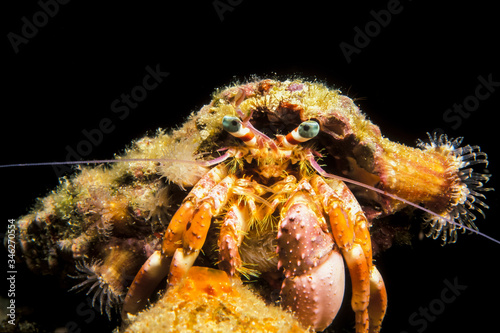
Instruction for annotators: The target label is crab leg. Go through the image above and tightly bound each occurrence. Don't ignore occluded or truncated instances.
[121,250,170,320]
[162,201,195,256]
[354,213,388,333]
[168,248,199,286]
[368,266,387,333]
[254,175,297,221]
[121,165,227,319]
[342,244,370,332]
[168,174,237,285]
[164,164,228,255]
[218,202,250,276]
[312,175,386,333]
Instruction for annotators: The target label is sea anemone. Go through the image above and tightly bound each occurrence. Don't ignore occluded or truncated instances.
[417,133,492,243]
[69,259,124,320]
[69,241,147,319]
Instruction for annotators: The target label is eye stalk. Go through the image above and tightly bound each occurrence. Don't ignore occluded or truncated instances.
[278,120,320,148]
[222,115,257,146]
[223,116,320,148]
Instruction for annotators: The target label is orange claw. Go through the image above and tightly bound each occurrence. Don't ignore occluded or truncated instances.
[168,202,213,285]
[162,164,228,257]
[123,164,231,320]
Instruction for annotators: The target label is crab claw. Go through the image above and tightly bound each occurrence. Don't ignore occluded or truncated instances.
[280,249,345,331]
[278,190,345,331]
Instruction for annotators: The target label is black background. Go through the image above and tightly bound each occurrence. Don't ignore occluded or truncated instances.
[2,1,499,332]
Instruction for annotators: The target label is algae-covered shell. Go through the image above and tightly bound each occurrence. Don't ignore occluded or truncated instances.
[7,78,492,332]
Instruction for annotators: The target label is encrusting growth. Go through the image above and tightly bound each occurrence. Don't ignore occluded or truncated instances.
[123,266,310,333]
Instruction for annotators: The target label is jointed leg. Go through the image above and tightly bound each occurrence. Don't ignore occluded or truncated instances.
[368,266,387,333]
[162,201,195,256]
[168,174,237,285]
[168,248,199,286]
[342,244,370,332]
[218,176,298,278]
[163,164,227,256]
[122,165,228,319]
[121,250,170,320]
[312,175,386,332]
[218,202,250,277]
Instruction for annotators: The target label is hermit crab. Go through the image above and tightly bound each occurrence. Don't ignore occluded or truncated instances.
[121,109,387,331]
[5,78,494,332]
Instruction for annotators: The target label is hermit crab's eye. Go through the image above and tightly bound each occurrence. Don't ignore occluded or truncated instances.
[280,120,320,147]
[223,115,257,146]
[222,116,242,133]
[298,121,320,139]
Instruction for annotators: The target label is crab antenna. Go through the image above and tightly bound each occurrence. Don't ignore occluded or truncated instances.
[3,144,497,245]
[308,154,500,246]
[0,157,219,169]
[235,109,278,150]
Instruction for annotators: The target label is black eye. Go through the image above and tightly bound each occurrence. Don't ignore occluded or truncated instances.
[298,121,319,138]
[222,116,241,133]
